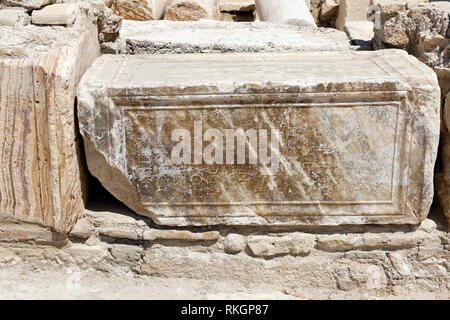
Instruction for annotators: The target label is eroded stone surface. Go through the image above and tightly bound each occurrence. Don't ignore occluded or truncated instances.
[336,0,371,30]
[78,50,440,227]
[118,20,351,54]
[2,0,54,9]
[0,8,30,26]
[111,0,169,20]
[164,0,217,21]
[375,1,450,228]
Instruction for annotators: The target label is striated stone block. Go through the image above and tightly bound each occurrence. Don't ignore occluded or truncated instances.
[78,50,440,228]
[0,6,100,233]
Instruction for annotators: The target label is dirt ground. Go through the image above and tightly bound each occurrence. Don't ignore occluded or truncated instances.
[0,265,448,300]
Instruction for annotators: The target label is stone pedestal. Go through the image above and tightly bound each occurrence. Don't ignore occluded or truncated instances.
[78,50,440,227]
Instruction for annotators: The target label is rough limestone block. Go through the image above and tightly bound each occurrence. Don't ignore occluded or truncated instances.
[255,0,316,26]
[111,0,169,20]
[372,0,449,68]
[119,20,351,54]
[31,4,78,25]
[0,6,100,233]
[374,1,450,228]
[78,50,440,227]
[164,0,218,21]
[0,8,31,26]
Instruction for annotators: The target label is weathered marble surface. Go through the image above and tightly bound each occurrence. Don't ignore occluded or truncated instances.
[218,0,256,22]
[118,20,351,54]
[0,5,100,233]
[255,0,316,26]
[78,50,440,227]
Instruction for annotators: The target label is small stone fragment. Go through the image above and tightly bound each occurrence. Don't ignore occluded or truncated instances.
[247,233,316,257]
[31,4,78,25]
[2,0,55,10]
[142,229,220,241]
[109,244,143,263]
[223,233,246,253]
[317,232,423,252]
[69,218,94,239]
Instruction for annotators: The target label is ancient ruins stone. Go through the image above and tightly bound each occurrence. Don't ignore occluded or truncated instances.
[218,0,255,22]
[0,8,31,26]
[336,0,370,29]
[320,0,339,22]
[2,0,54,10]
[0,5,100,233]
[78,50,440,227]
[118,20,351,54]
[255,0,316,26]
[164,0,217,21]
[316,232,424,252]
[247,234,316,257]
[31,4,78,25]
[223,233,246,253]
[111,0,169,20]
[69,218,94,239]
[141,229,220,241]
[373,0,450,67]
[334,263,387,291]
[309,0,339,27]
[336,0,373,45]
[98,6,122,43]
[376,1,450,228]
[109,244,143,264]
